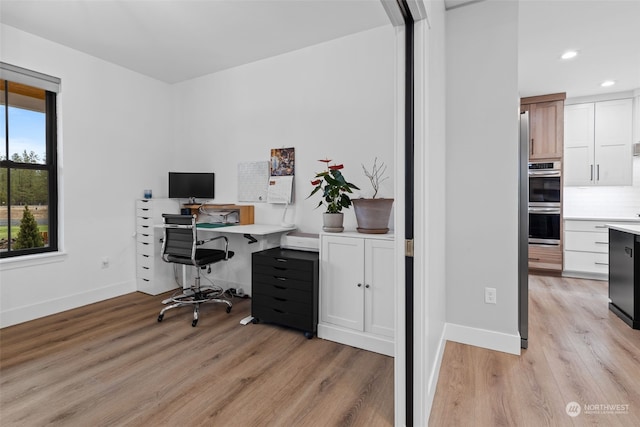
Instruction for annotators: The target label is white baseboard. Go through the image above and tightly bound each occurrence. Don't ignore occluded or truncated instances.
[424,326,447,419]
[444,322,521,355]
[0,280,135,328]
[317,323,394,357]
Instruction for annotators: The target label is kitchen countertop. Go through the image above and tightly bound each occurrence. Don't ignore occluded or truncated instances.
[607,224,640,236]
[564,216,640,222]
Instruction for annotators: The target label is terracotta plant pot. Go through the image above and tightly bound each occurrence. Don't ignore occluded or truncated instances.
[323,212,344,232]
[352,198,394,234]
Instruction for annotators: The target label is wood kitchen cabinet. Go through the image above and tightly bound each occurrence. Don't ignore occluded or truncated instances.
[318,233,394,356]
[564,98,633,186]
[529,244,562,273]
[521,93,566,160]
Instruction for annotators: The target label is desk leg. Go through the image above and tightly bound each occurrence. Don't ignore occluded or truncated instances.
[182,265,188,290]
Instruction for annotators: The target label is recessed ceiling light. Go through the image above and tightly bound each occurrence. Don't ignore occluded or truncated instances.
[561,50,578,60]
[601,80,616,87]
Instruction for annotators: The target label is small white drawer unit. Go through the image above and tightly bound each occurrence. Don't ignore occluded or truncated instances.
[135,198,180,295]
[564,219,640,279]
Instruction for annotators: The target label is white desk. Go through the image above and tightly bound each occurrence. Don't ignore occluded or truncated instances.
[154,223,296,293]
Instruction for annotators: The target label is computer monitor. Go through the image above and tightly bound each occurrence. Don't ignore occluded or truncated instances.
[168,172,215,203]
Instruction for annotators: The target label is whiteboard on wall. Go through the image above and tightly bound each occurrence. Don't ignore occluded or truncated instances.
[237,161,269,202]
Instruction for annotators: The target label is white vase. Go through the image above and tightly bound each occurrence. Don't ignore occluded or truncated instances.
[322,212,344,232]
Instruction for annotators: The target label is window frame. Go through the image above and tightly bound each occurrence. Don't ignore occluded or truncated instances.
[1,78,59,258]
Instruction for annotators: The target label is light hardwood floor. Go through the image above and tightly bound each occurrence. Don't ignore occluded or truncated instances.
[0,293,394,426]
[430,274,640,426]
[3,275,639,426]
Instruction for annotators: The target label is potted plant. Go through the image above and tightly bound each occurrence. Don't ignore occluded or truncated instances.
[352,158,394,234]
[308,159,359,232]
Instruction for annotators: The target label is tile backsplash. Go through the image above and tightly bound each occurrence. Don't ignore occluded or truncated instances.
[563,157,640,218]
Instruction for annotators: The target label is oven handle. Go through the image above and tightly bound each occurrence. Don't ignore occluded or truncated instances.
[528,207,561,214]
[528,170,561,177]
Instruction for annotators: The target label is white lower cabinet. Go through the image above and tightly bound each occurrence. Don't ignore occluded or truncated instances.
[564,219,639,279]
[318,233,394,356]
[135,199,180,295]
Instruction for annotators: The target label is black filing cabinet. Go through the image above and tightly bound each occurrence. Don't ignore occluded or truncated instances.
[251,247,319,338]
[609,229,640,329]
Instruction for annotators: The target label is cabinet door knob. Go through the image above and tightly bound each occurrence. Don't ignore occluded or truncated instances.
[357,283,362,287]
[365,284,370,288]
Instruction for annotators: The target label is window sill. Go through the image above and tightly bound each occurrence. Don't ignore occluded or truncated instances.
[0,251,68,271]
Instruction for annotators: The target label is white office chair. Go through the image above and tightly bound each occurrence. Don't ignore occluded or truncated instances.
[157,214,233,327]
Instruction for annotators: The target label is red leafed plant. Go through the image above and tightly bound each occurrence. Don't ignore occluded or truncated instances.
[308,159,359,213]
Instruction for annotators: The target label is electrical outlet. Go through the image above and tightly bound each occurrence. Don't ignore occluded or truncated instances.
[101,257,110,269]
[485,287,497,304]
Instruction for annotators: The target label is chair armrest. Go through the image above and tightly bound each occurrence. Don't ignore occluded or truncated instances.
[197,235,230,259]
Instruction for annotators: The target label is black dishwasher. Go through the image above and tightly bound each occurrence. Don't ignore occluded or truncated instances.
[609,228,639,329]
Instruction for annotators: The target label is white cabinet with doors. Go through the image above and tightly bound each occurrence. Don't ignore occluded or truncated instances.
[564,98,633,186]
[318,232,395,356]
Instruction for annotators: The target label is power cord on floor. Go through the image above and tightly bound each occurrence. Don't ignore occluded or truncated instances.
[227,288,250,299]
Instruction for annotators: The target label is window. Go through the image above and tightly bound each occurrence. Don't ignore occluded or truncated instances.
[0,63,59,258]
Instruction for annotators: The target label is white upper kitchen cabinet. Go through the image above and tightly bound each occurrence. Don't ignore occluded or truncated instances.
[564,98,633,186]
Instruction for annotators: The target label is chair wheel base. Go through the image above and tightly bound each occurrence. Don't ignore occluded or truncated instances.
[192,319,198,327]
[158,314,164,322]
[226,306,232,314]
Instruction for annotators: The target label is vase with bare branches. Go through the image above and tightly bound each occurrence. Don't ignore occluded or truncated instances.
[352,157,394,234]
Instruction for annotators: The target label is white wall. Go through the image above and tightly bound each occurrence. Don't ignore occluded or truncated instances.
[170,26,396,291]
[413,1,448,423]
[0,24,173,326]
[444,0,521,353]
[171,25,396,231]
[0,23,396,325]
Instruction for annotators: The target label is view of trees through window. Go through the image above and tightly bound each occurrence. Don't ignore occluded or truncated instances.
[1,79,56,256]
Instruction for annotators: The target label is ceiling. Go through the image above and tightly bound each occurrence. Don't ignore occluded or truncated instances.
[0,0,391,84]
[518,0,640,99]
[1,0,639,98]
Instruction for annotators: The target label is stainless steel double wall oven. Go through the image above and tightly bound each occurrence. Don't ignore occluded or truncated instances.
[528,161,561,245]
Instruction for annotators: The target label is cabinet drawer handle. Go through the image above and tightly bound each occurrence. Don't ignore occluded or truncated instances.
[528,257,540,261]
[273,285,286,290]
[272,308,285,314]
[274,297,287,302]
[274,267,287,271]
[274,276,287,281]
[595,241,608,245]
[594,262,608,266]
[275,258,288,263]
